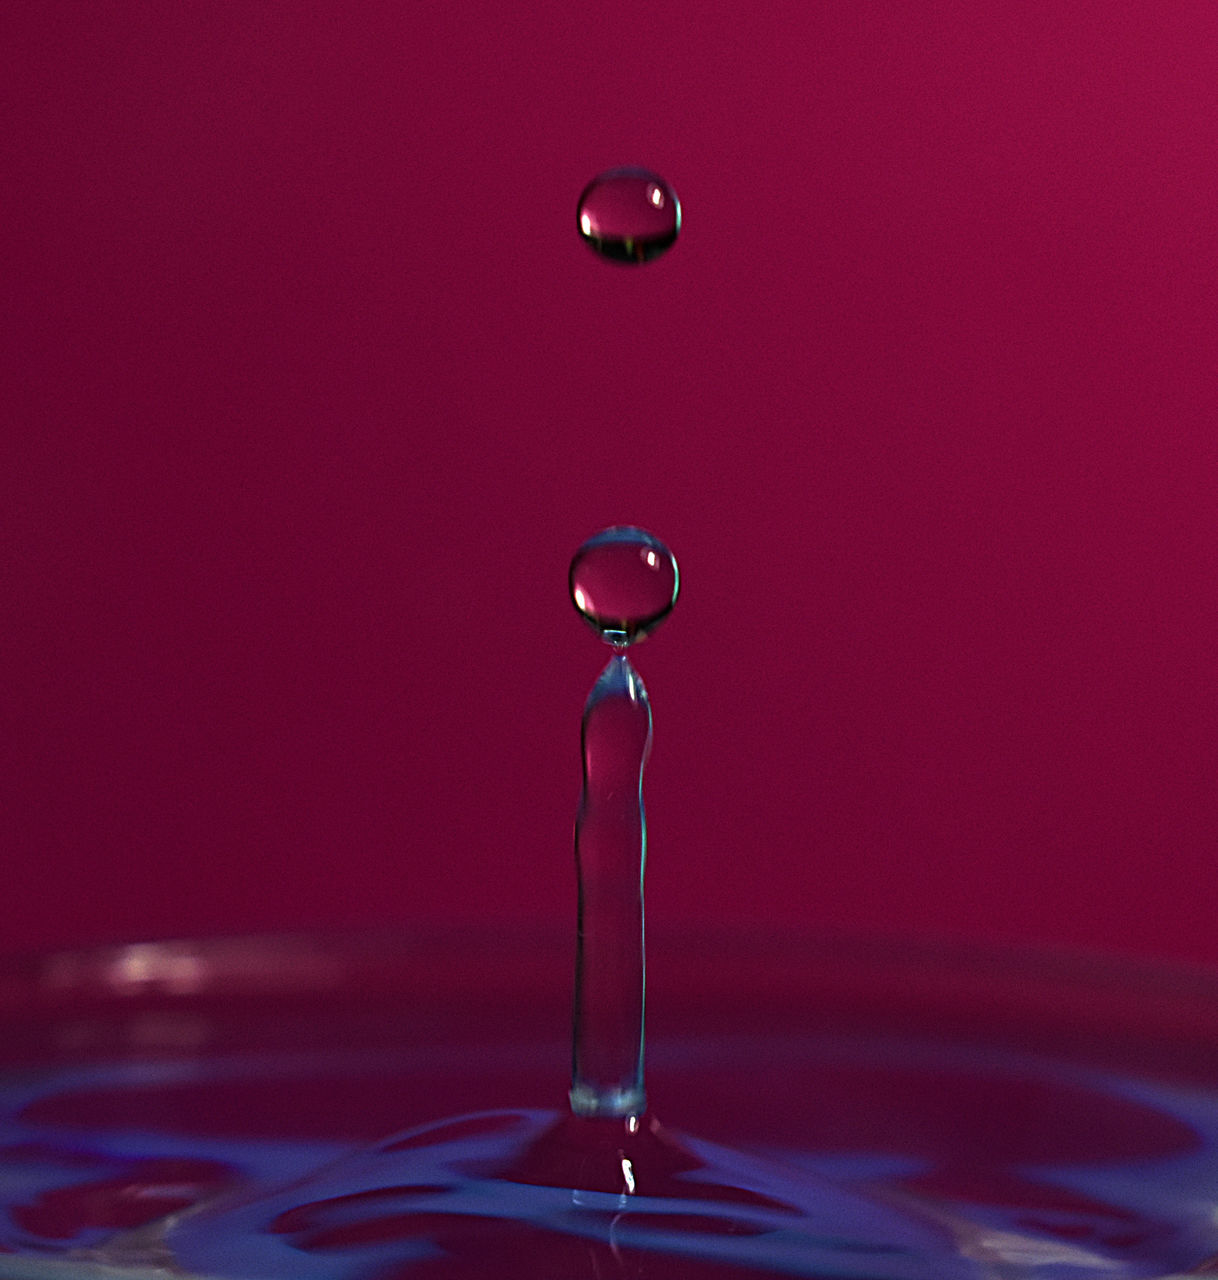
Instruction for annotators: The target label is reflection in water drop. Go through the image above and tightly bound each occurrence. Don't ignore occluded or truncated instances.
[577,169,681,264]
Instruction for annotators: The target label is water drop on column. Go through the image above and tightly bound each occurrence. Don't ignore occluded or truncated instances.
[577,168,681,264]
[569,526,679,647]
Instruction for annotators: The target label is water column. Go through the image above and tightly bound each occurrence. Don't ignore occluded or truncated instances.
[567,527,679,1117]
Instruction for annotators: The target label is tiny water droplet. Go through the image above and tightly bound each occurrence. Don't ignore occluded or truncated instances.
[570,527,679,647]
[577,168,681,264]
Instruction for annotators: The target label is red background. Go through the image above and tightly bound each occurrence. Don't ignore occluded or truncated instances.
[3,2,1216,964]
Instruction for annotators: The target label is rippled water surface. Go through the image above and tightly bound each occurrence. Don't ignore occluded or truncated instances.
[2,932,1217,1279]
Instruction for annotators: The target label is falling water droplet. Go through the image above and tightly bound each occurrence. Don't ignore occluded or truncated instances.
[577,168,681,264]
[569,526,679,647]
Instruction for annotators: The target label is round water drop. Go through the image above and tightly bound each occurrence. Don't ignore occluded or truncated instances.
[577,168,681,264]
[570,526,678,646]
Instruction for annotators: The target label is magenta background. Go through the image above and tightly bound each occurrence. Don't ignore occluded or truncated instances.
[3,2,1216,964]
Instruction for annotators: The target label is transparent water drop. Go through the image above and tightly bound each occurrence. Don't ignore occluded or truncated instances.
[569,526,679,648]
[577,168,681,264]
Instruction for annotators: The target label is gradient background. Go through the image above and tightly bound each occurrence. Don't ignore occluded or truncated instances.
[4,1,1216,965]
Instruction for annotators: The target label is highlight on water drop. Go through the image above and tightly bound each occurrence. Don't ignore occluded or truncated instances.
[577,168,681,264]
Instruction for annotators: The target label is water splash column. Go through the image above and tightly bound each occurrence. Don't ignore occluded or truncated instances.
[567,528,679,1118]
